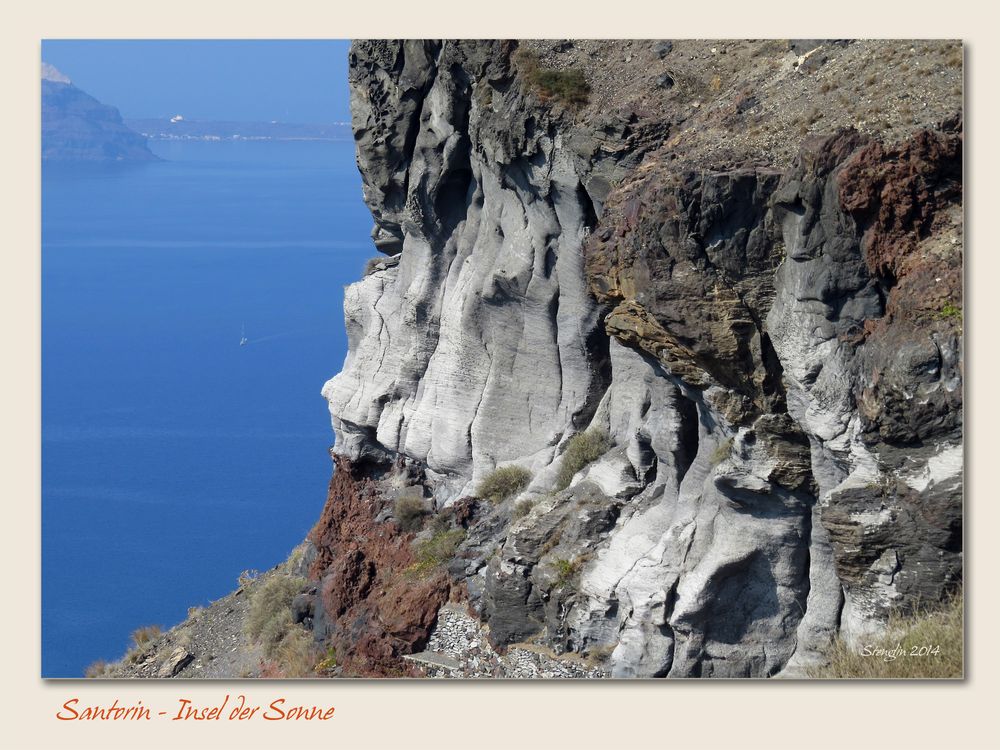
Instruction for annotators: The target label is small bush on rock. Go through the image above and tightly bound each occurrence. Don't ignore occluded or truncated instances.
[245,573,307,655]
[938,302,962,322]
[130,625,162,648]
[316,646,338,672]
[556,430,610,489]
[514,49,590,107]
[406,528,467,579]
[414,529,466,569]
[553,557,583,588]
[477,466,532,503]
[395,490,429,532]
[273,624,318,677]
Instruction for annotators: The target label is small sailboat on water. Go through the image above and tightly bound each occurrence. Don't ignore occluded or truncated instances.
[240,322,248,347]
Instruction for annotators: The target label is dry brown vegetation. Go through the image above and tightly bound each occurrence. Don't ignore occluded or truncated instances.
[514,49,591,107]
[245,572,315,677]
[394,488,429,532]
[130,624,162,646]
[477,465,532,503]
[809,590,963,679]
[555,430,610,489]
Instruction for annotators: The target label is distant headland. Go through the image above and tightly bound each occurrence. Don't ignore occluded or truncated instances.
[42,62,158,162]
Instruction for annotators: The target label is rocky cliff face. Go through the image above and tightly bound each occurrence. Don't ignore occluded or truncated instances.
[42,64,157,162]
[310,39,963,677]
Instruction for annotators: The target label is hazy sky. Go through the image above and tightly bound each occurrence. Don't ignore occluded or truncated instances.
[41,40,352,123]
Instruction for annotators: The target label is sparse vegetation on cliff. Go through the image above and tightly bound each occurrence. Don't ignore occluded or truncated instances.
[409,528,466,577]
[809,590,963,679]
[245,572,310,670]
[118,624,164,665]
[938,302,962,322]
[710,436,736,467]
[556,430,610,489]
[553,558,581,587]
[477,465,532,503]
[130,625,162,647]
[514,49,590,107]
[261,625,316,678]
[395,488,430,531]
[512,496,539,520]
[84,659,111,678]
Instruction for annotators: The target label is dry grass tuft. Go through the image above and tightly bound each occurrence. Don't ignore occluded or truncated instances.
[512,496,539,520]
[272,625,318,678]
[245,574,307,655]
[84,659,111,678]
[809,590,963,679]
[407,529,466,578]
[394,489,429,532]
[477,465,532,503]
[130,625,162,648]
[556,430,611,490]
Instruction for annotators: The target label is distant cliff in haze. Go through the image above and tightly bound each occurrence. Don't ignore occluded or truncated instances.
[42,63,158,162]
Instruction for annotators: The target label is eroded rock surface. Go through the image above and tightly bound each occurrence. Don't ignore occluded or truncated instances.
[308,39,963,678]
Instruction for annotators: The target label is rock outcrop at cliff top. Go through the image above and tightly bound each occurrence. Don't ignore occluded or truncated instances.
[309,39,962,677]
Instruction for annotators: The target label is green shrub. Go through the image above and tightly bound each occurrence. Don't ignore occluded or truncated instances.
[808,590,963,679]
[414,529,466,568]
[406,528,467,579]
[394,490,429,532]
[477,465,533,503]
[938,302,962,322]
[514,49,590,107]
[553,558,582,588]
[555,430,611,489]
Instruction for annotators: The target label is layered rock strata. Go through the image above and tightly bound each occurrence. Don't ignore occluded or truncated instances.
[309,39,962,677]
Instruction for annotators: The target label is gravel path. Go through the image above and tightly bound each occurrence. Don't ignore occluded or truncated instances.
[409,603,609,679]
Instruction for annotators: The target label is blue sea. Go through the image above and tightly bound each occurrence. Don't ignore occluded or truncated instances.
[42,139,373,678]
